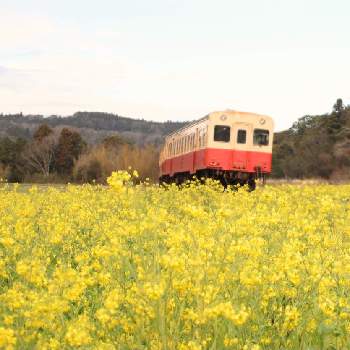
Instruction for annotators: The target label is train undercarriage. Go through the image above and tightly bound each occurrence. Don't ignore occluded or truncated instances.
[159,169,267,191]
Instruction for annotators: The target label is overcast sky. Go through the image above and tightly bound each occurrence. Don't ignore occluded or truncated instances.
[0,0,349,130]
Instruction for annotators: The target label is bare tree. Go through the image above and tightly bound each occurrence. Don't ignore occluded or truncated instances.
[22,135,57,177]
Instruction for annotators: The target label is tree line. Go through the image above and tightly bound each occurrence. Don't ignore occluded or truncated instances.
[0,111,187,146]
[272,99,350,180]
[1,99,349,183]
[0,125,159,183]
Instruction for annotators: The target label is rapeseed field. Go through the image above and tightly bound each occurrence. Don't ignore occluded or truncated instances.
[1,172,350,349]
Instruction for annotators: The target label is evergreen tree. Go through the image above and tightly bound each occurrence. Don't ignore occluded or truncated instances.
[33,124,53,142]
[55,128,86,175]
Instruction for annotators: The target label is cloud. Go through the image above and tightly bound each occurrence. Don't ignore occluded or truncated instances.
[0,9,139,115]
[0,10,55,52]
[0,66,9,74]
[1,4,349,130]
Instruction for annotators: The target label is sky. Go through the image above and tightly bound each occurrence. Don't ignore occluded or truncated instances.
[0,0,349,131]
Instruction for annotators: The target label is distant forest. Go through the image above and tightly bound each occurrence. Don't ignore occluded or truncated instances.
[0,112,187,183]
[0,99,349,183]
[0,111,186,145]
[273,99,350,180]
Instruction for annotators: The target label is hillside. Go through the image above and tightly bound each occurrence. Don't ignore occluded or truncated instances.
[272,100,350,180]
[0,112,187,146]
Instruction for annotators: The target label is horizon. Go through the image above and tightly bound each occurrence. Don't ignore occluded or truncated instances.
[1,0,349,132]
[0,104,346,133]
[1,103,346,132]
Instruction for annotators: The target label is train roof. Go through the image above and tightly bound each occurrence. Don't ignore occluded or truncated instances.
[165,115,209,139]
[165,110,273,139]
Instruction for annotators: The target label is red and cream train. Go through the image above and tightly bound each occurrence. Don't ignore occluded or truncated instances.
[159,110,274,189]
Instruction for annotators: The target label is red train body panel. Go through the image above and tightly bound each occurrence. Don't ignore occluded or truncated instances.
[160,149,272,176]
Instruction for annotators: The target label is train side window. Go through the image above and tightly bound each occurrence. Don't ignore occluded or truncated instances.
[253,129,269,146]
[214,125,230,142]
[202,128,206,146]
[237,129,247,144]
[168,143,172,156]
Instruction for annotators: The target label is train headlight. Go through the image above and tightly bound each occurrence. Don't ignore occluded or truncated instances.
[259,118,266,125]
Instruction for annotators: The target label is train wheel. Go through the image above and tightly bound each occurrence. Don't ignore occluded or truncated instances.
[219,176,228,190]
[248,178,256,191]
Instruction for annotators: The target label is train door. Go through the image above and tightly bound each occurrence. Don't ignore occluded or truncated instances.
[232,122,252,170]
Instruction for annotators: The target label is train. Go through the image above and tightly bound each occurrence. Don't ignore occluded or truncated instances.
[159,110,274,189]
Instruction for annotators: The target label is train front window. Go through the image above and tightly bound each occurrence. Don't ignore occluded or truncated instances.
[214,125,230,142]
[253,129,269,146]
[237,129,246,144]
